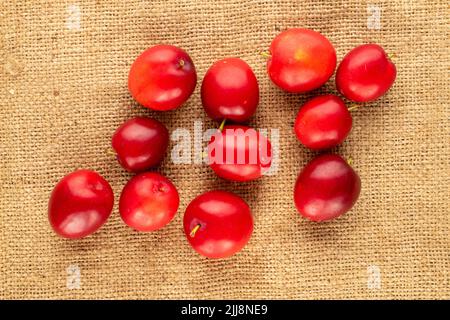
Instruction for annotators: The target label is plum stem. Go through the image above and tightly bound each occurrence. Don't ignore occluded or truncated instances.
[348,104,359,111]
[260,51,272,59]
[190,224,201,238]
[106,147,116,156]
[387,52,397,60]
[219,119,226,131]
[346,157,353,166]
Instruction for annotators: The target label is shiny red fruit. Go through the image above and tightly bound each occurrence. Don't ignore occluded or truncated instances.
[112,117,169,172]
[294,154,361,222]
[294,95,352,150]
[184,190,253,259]
[128,44,197,111]
[119,172,179,232]
[267,28,336,93]
[207,125,272,182]
[336,44,396,102]
[201,58,259,122]
[48,170,114,239]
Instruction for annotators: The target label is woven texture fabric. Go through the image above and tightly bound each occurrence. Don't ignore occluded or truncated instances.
[0,0,448,299]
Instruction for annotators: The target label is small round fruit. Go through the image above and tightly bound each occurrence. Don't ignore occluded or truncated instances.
[184,190,253,259]
[119,172,179,232]
[112,117,169,172]
[48,170,114,239]
[207,125,272,181]
[294,95,352,150]
[294,154,361,222]
[336,44,396,102]
[128,44,197,111]
[267,28,336,93]
[201,58,259,122]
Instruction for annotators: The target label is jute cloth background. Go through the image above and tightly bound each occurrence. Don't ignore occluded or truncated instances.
[0,0,448,299]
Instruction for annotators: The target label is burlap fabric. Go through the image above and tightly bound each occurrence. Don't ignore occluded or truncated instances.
[0,0,448,299]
